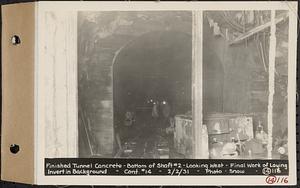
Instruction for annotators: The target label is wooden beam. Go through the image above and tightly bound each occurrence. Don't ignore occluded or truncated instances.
[229,12,287,45]
[267,10,276,159]
[192,11,204,159]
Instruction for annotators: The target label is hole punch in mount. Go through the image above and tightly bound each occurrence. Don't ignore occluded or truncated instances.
[11,35,21,45]
[10,144,20,154]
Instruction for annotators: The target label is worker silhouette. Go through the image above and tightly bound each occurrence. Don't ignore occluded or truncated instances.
[151,101,159,119]
[161,100,171,128]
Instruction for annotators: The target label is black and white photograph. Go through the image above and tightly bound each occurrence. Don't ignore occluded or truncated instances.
[201,10,289,160]
[78,11,193,159]
[77,10,289,160]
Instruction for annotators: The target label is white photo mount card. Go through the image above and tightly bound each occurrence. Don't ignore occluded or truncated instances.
[1,1,298,186]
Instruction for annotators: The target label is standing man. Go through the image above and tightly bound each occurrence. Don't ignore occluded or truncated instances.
[161,100,171,128]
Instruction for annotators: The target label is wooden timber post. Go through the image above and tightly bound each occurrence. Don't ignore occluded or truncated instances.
[267,10,276,159]
[192,11,203,159]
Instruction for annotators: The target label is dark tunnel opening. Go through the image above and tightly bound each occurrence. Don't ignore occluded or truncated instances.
[113,31,192,156]
[113,30,193,128]
[112,30,224,157]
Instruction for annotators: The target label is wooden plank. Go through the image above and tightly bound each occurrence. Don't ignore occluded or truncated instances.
[192,11,204,158]
[229,12,288,45]
[39,12,78,158]
[267,10,276,159]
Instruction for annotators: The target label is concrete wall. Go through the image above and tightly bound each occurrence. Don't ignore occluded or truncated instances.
[202,12,288,135]
[78,11,192,156]
[203,17,259,114]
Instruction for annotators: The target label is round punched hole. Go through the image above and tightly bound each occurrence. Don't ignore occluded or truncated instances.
[11,35,21,45]
[10,144,20,154]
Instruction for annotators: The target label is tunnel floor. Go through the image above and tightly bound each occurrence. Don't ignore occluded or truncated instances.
[117,110,185,159]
